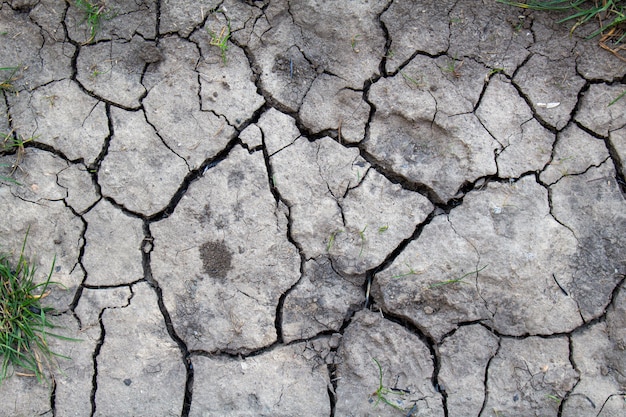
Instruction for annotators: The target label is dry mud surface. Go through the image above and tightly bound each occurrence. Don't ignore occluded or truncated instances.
[1,0,625,416]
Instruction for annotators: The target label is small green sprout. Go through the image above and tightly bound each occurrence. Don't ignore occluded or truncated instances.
[609,89,626,106]
[443,54,464,78]
[351,34,361,53]
[358,226,367,257]
[209,20,232,64]
[0,164,20,185]
[400,71,424,88]
[326,229,342,252]
[1,132,34,177]
[546,394,562,404]
[428,264,488,288]
[392,264,423,279]
[371,358,404,411]
[485,67,505,82]
[89,64,111,80]
[378,225,389,234]
[0,66,22,92]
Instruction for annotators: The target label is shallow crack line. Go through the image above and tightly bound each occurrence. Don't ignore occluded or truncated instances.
[49,376,57,416]
[146,135,240,222]
[476,335,501,417]
[365,209,438,308]
[541,152,612,187]
[154,0,161,36]
[188,336,286,359]
[89,308,107,417]
[344,165,371,197]
[260,129,308,345]
[10,138,74,165]
[327,360,337,417]
[446,214,492,318]
[508,67,559,134]
[605,130,626,196]
[558,334,579,417]
[596,393,626,416]
[552,273,570,297]
[375,0,393,77]
[141,108,192,171]
[71,76,143,112]
[373,308,448,416]
[87,102,114,199]
[66,213,89,311]
[543,181,580,243]
[356,146,444,205]
[141,221,193,417]
[539,126,566,179]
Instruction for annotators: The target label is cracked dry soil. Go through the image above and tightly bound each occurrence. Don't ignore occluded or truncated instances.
[0,0,625,416]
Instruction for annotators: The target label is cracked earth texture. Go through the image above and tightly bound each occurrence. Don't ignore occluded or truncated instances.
[0,0,625,416]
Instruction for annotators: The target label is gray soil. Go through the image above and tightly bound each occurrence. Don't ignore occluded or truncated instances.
[0,0,625,416]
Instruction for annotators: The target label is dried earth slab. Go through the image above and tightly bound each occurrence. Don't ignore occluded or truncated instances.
[269,134,365,261]
[476,75,554,178]
[483,336,578,416]
[94,282,186,416]
[244,0,386,111]
[329,169,433,276]
[190,342,331,416]
[8,79,109,165]
[438,324,499,417]
[448,0,533,74]
[299,73,370,143]
[366,54,497,202]
[381,0,453,72]
[281,256,363,342]
[82,199,144,286]
[550,161,626,321]
[0,4,73,90]
[142,36,236,169]
[151,146,299,353]
[374,176,594,340]
[335,310,444,417]
[99,106,189,216]
[65,0,156,43]
[564,319,626,417]
[75,37,152,109]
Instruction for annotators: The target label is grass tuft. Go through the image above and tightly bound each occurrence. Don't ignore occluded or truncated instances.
[0,66,25,93]
[371,358,405,410]
[0,231,72,384]
[209,19,232,64]
[1,131,34,181]
[74,0,113,44]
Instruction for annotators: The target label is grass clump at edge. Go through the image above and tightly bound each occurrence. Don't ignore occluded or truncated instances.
[497,1,626,54]
[498,1,626,102]
[0,231,73,384]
